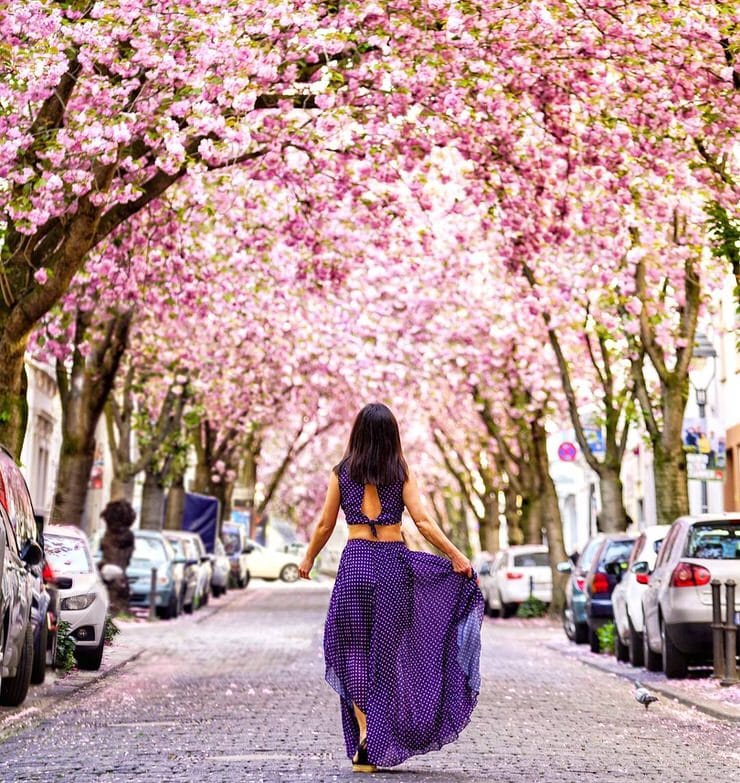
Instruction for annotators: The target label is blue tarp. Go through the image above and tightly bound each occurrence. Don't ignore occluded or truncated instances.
[182,492,219,553]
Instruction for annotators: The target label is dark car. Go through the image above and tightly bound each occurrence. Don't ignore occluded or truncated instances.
[584,534,636,653]
[558,535,605,644]
[0,446,44,706]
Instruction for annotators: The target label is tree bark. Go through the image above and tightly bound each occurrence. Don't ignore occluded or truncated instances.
[653,442,690,527]
[164,473,186,531]
[139,469,166,530]
[596,467,629,532]
[51,310,132,528]
[520,494,543,545]
[52,450,95,534]
[0,327,30,459]
[531,420,569,615]
[479,490,499,553]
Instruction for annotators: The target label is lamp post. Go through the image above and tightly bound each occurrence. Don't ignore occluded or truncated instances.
[690,333,718,514]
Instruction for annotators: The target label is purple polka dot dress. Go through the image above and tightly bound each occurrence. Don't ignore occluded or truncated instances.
[323,467,484,768]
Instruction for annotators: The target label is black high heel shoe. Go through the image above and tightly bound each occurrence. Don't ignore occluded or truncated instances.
[352,737,376,773]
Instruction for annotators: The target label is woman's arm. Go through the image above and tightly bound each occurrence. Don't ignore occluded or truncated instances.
[403,470,473,577]
[299,471,341,579]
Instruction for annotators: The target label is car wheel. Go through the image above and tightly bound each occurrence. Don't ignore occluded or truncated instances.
[158,591,179,620]
[0,623,34,707]
[75,637,105,671]
[643,624,662,672]
[661,622,688,679]
[627,616,644,667]
[280,564,300,583]
[574,622,589,645]
[588,625,600,653]
[31,616,48,685]
[615,630,630,663]
[562,607,576,641]
[212,585,221,598]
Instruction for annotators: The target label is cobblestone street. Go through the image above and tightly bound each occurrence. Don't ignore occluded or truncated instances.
[0,582,738,783]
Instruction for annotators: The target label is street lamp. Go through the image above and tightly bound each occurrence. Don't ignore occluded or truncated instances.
[690,332,718,513]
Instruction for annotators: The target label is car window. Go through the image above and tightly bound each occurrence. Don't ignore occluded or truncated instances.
[686,522,740,560]
[1,508,19,555]
[166,537,185,557]
[45,534,93,574]
[132,536,168,565]
[192,537,205,557]
[513,552,549,567]
[602,540,635,565]
[0,451,37,543]
[222,530,241,555]
[627,535,645,567]
[578,538,601,571]
[656,525,679,566]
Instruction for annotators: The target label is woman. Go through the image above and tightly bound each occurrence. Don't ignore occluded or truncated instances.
[299,403,484,773]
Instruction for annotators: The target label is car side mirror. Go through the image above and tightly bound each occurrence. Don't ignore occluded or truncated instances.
[243,545,254,554]
[200,556,210,563]
[173,557,186,565]
[54,576,73,589]
[630,560,650,575]
[479,563,491,576]
[20,539,43,567]
[556,561,572,574]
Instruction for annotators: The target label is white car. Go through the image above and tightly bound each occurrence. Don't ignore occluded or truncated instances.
[245,538,300,583]
[479,545,552,618]
[611,525,670,666]
[44,526,110,670]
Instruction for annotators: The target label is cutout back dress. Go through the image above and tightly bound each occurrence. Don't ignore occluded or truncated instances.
[323,465,484,768]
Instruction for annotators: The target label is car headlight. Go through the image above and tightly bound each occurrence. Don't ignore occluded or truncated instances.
[61,593,96,611]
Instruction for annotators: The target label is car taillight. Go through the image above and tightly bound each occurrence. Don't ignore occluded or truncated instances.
[591,572,610,594]
[635,573,649,585]
[575,576,585,592]
[505,571,524,580]
[42,562,55,583]
[671,562,711,588]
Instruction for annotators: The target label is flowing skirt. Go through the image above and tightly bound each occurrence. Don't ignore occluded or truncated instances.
[323,539,484,768]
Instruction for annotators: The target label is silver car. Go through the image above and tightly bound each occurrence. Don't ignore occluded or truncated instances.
[641,514,740,678]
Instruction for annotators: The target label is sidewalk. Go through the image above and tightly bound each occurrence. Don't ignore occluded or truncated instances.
[547,635,740,723]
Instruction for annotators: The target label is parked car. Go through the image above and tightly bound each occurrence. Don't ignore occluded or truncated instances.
[222,524,251,588]
[163,531,201,613]
[29,515,56,685]
[209,538,230,598]
[611,525,670,665]
[642,514,740,678]
[44,526,110,670]
[190,533,212,606]
[478,545,552,618]
[244,538,301,583]
[127,531,184,619]
[0,446,45,706]
[558,536,605,644]
[584,534,636,653]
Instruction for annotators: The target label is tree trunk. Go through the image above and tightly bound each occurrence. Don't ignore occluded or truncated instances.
[479,491,499,553]
[520,494,543,544]
[503,485,524,545]
[109,476,135,503]
[531,420,568,615]
[596,468,629,532]
[140,469,166,530]
[653,444,690,526]
[0,330,29,460]
[165,474,186,530]
[51,449,95,534]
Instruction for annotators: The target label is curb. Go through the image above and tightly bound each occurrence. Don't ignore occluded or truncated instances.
[547,642,740,723]
[0,648,143,742]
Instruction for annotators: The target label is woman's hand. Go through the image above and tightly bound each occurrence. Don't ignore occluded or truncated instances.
[299,556,314,580]
[451,553,473,578]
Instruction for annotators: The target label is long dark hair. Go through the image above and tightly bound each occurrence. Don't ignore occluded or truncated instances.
[334,403,409,486]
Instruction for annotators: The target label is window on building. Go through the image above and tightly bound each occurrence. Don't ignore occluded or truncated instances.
[33,414,54,511]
